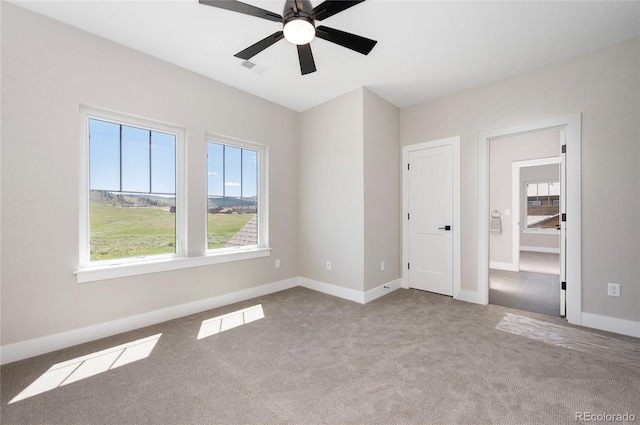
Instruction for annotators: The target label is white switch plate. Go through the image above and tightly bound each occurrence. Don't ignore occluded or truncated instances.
[504,209,511,216]
[381,261,385,271]
[275,259,280,269]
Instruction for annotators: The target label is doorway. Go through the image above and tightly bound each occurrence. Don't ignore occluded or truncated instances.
[478,114,582,325]
[489,140,562,317]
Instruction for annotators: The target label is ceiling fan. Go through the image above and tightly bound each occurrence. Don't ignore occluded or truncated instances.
[199,0,377,75]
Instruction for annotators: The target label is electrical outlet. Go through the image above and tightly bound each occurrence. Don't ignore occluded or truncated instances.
[607,282,620,297]
[380,261,385,271]
[275,259,281,269]
[326,260,331,270]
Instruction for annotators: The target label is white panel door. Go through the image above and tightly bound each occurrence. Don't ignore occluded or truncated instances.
[408,145,453,295]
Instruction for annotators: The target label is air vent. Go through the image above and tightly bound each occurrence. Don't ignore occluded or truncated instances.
[240,60,268,74]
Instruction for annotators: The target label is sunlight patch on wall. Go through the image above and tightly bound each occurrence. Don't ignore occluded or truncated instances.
[197,304,264,340]
[9,333,162,404]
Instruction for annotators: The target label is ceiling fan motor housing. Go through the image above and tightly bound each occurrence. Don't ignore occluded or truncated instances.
[283,0,314,26]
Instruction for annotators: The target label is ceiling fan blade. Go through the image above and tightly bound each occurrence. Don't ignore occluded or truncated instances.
[315,26,377,55]
[297,44,316,75]
[234,31,285,60]
[199,0,282,23]
[312,1,365,21]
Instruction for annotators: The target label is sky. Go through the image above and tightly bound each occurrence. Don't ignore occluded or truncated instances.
[207,142,257,198]
[89,118,257,198]
[90,119,176,194]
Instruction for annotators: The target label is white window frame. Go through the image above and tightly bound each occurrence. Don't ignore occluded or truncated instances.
[75,107,270,284]
[77,106,189,283]
[204,133,269,256]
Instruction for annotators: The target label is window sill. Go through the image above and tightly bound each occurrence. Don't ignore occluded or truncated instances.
[75,248,271,283]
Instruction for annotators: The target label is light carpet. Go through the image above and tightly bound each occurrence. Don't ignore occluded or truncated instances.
[1,287,638,424]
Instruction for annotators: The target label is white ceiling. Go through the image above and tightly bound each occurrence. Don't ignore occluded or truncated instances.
[9,0,640,112]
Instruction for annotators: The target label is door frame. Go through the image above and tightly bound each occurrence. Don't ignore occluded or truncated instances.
[511,156,561,270]
[402,136,461,298]
[478,114,582,325]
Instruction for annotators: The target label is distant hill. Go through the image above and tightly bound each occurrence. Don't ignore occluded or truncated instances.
[208,197,257,208]
[90,190,255,209]
[91,190,174,208]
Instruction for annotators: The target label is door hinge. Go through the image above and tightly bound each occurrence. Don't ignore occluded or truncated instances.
[562,144,566,154]
[408,213,410,220]
[561,213,566,222]
[407,163,410,171]
[408,263,410,270]
[561,281,566,290]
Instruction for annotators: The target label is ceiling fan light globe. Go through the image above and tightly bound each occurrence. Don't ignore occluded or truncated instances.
[283,19,315,45]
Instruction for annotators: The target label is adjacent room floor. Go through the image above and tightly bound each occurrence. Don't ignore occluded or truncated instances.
[490,251,561,318]
[489,269,561,317]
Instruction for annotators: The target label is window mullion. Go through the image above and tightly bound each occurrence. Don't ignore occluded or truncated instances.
[148,130,152,193]
[119,125,123,192]
[240,149,244,198]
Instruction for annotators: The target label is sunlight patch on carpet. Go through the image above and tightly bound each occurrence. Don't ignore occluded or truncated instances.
[10,333,162,404]
[496,313,640,363]
[197,304,264,340]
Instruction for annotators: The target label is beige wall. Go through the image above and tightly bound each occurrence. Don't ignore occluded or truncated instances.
[298,88,365,291]
[363,89,401,292]
[1,3,299,345]
[299,88,401,293]
[489,128,560,265]
[401,37,640,322]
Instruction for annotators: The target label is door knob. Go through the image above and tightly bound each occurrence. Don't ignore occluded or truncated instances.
[438,225,451,231]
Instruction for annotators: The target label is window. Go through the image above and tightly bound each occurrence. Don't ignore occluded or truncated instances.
[525,181,560,231]
[77,108,269,283]
[207,140,260,250]
[76,107,186,276]
[88,118,178,262]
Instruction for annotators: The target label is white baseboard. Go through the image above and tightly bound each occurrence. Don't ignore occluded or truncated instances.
[520,246,560,254]
[299,277,402,305]
[364,279,402,304]
[581,312,640,338]
[1,277,405,365]
[0,277,300,365]
[489,261,518,272]
[299,277,365,304]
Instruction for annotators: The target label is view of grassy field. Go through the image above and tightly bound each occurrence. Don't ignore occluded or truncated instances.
[90,203,176,261]
[90,202,254,261]
[207,213,254,249]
